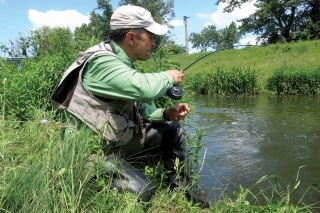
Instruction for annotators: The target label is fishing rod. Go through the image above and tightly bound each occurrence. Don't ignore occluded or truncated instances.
[166,44,258,99]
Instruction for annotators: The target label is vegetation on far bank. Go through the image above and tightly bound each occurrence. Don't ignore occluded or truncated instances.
[135,40,320,96]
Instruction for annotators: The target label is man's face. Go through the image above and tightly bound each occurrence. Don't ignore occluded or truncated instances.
[132,29,156,61]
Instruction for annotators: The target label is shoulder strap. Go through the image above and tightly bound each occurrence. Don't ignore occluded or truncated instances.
[51,41,117,109]
[51,48,112,109]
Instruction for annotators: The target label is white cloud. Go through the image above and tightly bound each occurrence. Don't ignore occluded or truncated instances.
[169,19,183,27]
[28,9,90,31]
[196,13,210,19]
[204,22,214,27]
[211,2,257,29]
[210,1,258,45]
[239,33,257,45]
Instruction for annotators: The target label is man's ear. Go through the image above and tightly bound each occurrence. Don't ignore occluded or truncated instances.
[126,31,135,44]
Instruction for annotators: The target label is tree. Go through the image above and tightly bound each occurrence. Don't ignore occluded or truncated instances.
[189,25,219,51]
[74,0,113,42]
[218,21,243,49]
[0,33,32,57]
[74,0,175,48]
[0,27,79,58]
[74,23,101,51]
[189,22,242,51]
[216,0,320,44]
[118,0,174,27]
[31,26,75,57]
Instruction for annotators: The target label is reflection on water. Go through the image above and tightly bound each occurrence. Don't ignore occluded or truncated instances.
[186,94,320,206]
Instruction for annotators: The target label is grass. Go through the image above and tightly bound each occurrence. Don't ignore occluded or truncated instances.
[0,109,211,212]
[1,40,320,212]
[1,110,319,212]
[137,40,320,95]
[172,40,320,88]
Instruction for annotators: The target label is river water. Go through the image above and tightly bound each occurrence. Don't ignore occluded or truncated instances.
[187,94,320,207]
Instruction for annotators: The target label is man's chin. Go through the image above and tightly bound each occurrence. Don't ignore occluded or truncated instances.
[144,54,151,60]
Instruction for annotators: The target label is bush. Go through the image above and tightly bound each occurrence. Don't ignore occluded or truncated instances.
[267,67,320,95]
[186,66,258,95]
[0,54,73,120]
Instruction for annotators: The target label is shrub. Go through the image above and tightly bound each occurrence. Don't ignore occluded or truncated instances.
[186,66,258,95]
[267,67,320,95]
[0,54,73,120]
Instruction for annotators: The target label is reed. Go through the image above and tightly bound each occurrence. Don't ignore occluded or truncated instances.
[267,67,320,95]
[186,66,258,95]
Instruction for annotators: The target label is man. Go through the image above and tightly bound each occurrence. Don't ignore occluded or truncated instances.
[51,4,208,208]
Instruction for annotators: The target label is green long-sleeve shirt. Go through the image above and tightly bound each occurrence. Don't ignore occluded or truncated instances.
[82,41,174,122]
[63,40,174,138]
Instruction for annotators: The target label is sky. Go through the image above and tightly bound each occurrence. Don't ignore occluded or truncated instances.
[0,0,257,53]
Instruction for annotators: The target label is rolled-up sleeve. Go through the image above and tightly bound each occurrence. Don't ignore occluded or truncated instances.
[138,103,164,123]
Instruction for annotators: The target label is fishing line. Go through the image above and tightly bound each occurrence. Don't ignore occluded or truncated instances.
[279,51,319,68]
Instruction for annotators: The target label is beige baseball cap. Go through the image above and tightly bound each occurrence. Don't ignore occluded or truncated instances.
[110,4,168,35]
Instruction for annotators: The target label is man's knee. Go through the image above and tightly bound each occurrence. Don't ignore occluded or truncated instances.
[104,155,155,202]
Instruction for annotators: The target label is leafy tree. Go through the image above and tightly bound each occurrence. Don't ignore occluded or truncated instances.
[1,27,79,58]
[31,26,76,57]
[74,23,101,51]
[74,0,113,42]
[189,22,242,51]
[0,33,32,57]
[74,0,175,48]
[189,25,219,51]
[118,0,174,27]
[216,0,320,44]
[218,21,243,49]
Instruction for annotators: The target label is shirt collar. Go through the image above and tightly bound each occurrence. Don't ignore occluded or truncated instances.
[111,40,134,68]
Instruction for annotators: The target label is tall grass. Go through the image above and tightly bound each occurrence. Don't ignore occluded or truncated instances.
[267,67,320,95]
[210,166,319,213]
[0,54,72,121]
[186,66,258,95]
[0,109,147,212]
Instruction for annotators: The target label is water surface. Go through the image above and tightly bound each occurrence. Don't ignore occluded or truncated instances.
[187,94,320,206]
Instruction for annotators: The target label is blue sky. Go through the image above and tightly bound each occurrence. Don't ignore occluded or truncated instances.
[0,0,257,53]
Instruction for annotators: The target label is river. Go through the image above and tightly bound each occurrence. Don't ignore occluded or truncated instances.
[187,94,320,207]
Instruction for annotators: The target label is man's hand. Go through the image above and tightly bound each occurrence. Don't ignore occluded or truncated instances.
[164,103,190,121]
[165,70,184,85]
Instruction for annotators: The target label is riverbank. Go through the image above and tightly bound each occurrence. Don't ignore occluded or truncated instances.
[172,40,320,92]
[1,108,318,212]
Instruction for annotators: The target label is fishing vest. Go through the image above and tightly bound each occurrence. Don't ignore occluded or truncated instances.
[51,41,143,146]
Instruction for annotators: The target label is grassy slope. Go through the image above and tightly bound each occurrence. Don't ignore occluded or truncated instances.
[169,40,320,91]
